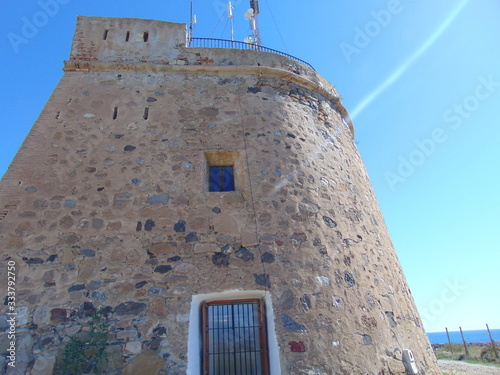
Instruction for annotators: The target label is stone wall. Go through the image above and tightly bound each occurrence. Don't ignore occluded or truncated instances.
[0,16,439,375]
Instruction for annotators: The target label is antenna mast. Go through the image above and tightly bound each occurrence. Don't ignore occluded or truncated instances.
[250,0,261,45]
[188,1,197,44]
[227,1,235,41]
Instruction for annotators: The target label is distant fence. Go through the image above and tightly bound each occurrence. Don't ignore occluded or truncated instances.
[188,37,316,71]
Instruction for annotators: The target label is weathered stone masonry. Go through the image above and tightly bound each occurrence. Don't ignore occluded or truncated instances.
[0,16,440,374]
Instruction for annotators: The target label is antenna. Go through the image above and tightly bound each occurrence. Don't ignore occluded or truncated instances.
[227,1,235,41]
[244,0,261,45]
[189,1,197,43]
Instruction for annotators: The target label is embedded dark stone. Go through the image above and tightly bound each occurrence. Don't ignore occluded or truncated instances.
[147,286,163,295]
[344,271,355,287]
[132,178,141,185]
[257,133,265,137]
[64,200,76,207]
[153,325,167,337]
[221,244,233,254]
[234,247,254,262]
[289,341,306,353]
[115,301,147,316]
[323,216,337,228]
[286,133,296,138]
[253,273,271,288]
[46,254,58,262]
[114,134,124,139]
[147,193,169,205]
[300,294,312,311]
[87,281,102,290]
[22,257,44,265]
[363,335,372,345]
[149,337,161,350]
[51,308,68,323]
[136,221,142,231]
[154,265,172,274]
[147,97,157,102]
[144,219,155,231]
[212,253,230,268]
[185,232,198,242]
[212,207,221,214]
[135,281,148,289]
[261,252,275,263]
[68,284,86,292]
[91,291,106,303]
[174,220,186,232]
[80,249,96,257]
[167,256,181,262]
[79,301,96,317]
[124,145,136,151]
[18,211,36,218]
[281,313,306,332]
[25,186,37,193]
[385,311,397,327]
[247,87,261,94]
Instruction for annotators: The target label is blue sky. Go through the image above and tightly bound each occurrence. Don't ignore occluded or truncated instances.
[1,0,499,333]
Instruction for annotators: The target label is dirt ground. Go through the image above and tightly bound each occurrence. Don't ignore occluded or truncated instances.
[438,359,500,375]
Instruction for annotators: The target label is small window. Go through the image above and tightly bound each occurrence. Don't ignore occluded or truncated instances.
[205,151,240,193]
[202,299,269,375]
[125,31,130,42]
[103,29,109,40]
[209,166,234,192]
[143,31,149,42]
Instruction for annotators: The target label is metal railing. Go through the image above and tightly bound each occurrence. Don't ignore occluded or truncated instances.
[188,37,315,71]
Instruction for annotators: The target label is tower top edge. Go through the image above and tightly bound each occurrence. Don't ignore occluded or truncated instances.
[68,16,354,134]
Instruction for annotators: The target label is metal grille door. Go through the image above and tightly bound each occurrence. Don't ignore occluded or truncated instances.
[204,301,266,375]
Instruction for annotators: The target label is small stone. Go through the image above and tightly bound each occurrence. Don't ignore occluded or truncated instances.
[15,306,29,326]
[115,301,147,316]
[78,301,96,317]
[29,355,56,375]
[132,178,141,184]
[174,220,186,232]
[253,273,271,288]
[363,335,372,345]
[124,341,142,355]
[154,265,172,274]
[185,232,198,242]
[80,249,96,257]
[117,329,138,340]
[124,145,136,151]
[261,252,275,263]
[147,286,163,295]
[323,216,337,228]
[25,186,37,193]
[33,306,51,325]
[344,271,355,287]
[50,308,68,324]
[64,200,76,207]
[147,193,169,205]
[122,350,165,375]
[167,256,181,262]
[300,294,312,311]
[234,247,254,262]
[332,295,344,311]
[315,275,330,287]
[289,341,306,353]
[91,291,106,302]
[68,284,86,292]
[212,253,230,267]
[193,243,220,253]
[220,244,233,254]
[281,314,306,332]
[212,207,221,214]
[144,219,156,231]
[135,281,148,289]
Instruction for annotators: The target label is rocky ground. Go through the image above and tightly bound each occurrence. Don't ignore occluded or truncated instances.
[438,360,500,374]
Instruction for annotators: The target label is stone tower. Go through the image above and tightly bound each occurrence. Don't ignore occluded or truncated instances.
[0,16,440,375]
